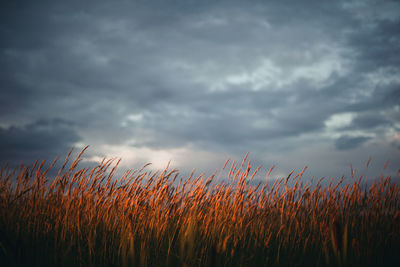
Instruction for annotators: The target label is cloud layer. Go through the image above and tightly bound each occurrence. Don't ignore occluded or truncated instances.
[1,0,399,179]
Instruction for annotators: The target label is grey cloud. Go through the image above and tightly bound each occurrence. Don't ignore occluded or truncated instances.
[335,135,371,150]
[125,86,334,153]
[0,0,399,178]
[383,86,400,106]
[345,83,400,114]
[0,118,81,165]
[347,18,400,72]
[392,141,400,150]
[351,113,391,130]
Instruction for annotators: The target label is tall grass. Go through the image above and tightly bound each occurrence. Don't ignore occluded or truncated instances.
[0,147,399,266]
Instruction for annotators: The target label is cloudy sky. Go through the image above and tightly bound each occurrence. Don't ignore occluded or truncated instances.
[1,0,399,181]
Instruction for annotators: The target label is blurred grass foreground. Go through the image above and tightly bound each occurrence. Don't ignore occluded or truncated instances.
[0,147,399,266]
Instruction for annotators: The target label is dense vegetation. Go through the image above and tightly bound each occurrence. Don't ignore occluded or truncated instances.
[1,147,399,266]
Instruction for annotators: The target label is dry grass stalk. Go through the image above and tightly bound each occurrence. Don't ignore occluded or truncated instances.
[0,148,399,266]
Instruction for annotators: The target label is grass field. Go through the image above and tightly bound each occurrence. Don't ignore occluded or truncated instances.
[1,147,399,266]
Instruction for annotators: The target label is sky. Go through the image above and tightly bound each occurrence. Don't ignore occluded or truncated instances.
[1,0,400,182]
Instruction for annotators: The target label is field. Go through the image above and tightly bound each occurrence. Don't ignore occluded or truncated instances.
[1,147,399,266]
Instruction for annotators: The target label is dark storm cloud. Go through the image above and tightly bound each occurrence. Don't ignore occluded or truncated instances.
[347,18,400,72]
[0,0,399,176]
[352,113,391,129]
[335,135,371,150]
[0,118,81,164]
[383,86,400,106]
[124,84,333,153]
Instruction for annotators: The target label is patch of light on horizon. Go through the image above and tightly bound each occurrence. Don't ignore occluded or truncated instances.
[73,142,87,149]
[268,172,289,182]
[84,144,226,173]
[385,127,400,142]
[81,155,106,164]
[96,145,182,170]
[392,132,400,146]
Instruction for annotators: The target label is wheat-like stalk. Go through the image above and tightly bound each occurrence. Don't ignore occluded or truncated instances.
[0,147,399,266]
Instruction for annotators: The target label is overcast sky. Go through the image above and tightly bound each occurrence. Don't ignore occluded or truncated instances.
[1,0,399,181]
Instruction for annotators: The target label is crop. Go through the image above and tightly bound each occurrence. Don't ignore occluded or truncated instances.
[0,147,399,266]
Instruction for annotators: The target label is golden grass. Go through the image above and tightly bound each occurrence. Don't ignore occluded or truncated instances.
[0,147,399,266]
